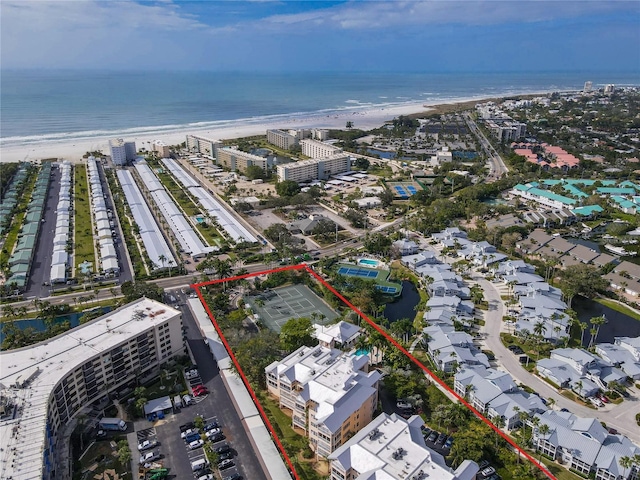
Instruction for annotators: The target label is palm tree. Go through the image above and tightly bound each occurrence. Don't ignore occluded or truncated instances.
[167,259,175,277]
[547,397,555,411]
[533,321,547,359]
[158,254,167,270]
[588,315,606,349]
[619,456,633,480]
[588,327,598,350]
[537,423,550,460]
[578,321,588,347]
[574,380,584,398]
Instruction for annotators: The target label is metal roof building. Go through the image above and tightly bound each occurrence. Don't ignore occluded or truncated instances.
[116,169,174,271]
[161,157,257,244]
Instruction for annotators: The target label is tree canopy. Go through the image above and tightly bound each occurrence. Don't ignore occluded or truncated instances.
[121,280,163,303]
[558,264,609,307]
[275,180,301,197]
[280,317,317,352]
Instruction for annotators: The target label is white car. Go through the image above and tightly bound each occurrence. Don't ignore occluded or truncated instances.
[590,397,604,408]
[205,428,222,438]
[197,475,214,480]
[137,439,158,451]
[189,439,205,450]
[181,428,199,438]
[139,451,161,464]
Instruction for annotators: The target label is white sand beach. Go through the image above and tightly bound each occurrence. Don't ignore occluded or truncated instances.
[0,96,492,163]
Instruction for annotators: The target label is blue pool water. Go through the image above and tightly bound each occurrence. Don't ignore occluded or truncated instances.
[358,259,380,267]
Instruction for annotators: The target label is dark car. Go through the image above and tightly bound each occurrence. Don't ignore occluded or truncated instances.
[218,451,233,462]
[222,474,242,480]
[560,408,570,413]
[204,422,220,432]
[427,431,438,443]
[422,427,432,438]
[436,433,447,445]
[185,433,201,443]
[215,444,231,454]
[519,355,530,364]
[179,422,195,432]
[209,432,225,443]
[444,436,454,449]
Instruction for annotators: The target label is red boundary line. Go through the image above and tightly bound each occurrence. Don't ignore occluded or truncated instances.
[192,264,557,480]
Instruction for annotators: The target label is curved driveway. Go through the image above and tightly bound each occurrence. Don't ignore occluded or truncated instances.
[473,273,640,445]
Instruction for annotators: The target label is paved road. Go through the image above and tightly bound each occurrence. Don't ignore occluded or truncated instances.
[463,113,508,181]
[25,163,61,298]
[178,289,268,480]
[474,273,640,445]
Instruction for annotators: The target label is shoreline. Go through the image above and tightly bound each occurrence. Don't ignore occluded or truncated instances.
[0,91,556,163]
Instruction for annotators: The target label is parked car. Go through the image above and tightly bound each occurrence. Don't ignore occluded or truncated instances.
[218,451,233,461]
[427,431,438,443]
[193,385,208,394]
[597,393,610,403]
[444,437,454,449]
[436,433,447,445]
[197,475,214,480]
[181,428,200,439]
[222,474,242,480]
[422,427,432,438]
[396,399,412,410]
[215,444,231,454]
[194,389,208,397]
[204,421,220,432]
[480,466,496,478]
[179,422,195,432]
[189,439,205,450]
[589,397,604,408]
[205,428,222,438]
[137,439,158,451]
[209,432,225,443]
[185,433,201,443]
[139,451,161,464]
[218,459,235,470]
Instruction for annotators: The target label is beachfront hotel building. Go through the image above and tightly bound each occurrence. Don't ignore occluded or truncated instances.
[265,345,381,458]
[186,134,222,158]
[216,147,268,173]
[109,138,136,166]
[276,154,351,182]
[0,299,184,480]
[267,129,300,150]
[300,138,343,159]
[328,413,479,480]
[152,140,171,158]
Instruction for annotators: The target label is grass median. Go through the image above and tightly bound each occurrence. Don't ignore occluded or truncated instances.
[73,164,95,271]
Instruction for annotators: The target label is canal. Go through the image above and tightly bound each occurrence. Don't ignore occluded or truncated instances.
[0,307,112,344]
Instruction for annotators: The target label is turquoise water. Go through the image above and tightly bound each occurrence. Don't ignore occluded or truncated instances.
[4,70,639,145]
[358,259,380,267]
[354,348,369,356]
[195,216,205,223]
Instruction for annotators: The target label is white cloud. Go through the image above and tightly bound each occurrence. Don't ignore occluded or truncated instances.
[255,0,637,31]
[1,0,209,33]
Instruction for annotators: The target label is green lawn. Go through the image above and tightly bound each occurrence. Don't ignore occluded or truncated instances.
[595,298,640,321]
[73,165,95,271]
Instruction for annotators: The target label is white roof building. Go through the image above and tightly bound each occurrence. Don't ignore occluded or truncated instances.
[312,321,361,349]
[0,299,183,480]
[328,413,478,480]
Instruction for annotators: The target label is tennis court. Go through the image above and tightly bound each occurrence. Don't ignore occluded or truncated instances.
[387,181,424,199]
[337,266,380,278]
[245,284,338,333]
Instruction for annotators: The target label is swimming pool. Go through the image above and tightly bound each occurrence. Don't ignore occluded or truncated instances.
[358,258,380,267]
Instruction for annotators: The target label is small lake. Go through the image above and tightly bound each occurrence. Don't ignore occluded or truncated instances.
[573,297,640,347]
[383,280,420,323]
[367,148,396,159]
[0,307,112,344]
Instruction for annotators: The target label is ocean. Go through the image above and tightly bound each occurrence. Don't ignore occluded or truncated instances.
[2,70,639,147]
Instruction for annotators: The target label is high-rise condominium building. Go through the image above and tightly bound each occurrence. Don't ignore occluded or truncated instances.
[186,134,223,158]
[0,299,184,480]
[216,147,267,173]
[300,139,342,159]
[109,138,136,166]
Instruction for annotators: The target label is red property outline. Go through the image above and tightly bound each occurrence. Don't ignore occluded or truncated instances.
[192,264,556,480]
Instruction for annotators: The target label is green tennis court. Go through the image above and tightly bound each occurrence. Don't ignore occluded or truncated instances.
[245,284,338,333]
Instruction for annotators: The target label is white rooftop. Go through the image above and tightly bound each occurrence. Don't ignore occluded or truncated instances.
[0,299,179,480]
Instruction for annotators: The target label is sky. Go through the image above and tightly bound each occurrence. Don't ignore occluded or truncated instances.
[1,0,639,72]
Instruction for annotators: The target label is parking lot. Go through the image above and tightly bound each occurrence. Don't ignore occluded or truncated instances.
[137,289,266,480]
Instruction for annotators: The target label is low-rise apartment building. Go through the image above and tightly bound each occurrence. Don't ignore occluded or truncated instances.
[267,129,300,150]
[265,345,381,458]
[216,147,268,173]
[328,413,479,480]
[0,299,184,480]
[300,138,342,158]
[276,154,350,182]
[186,134,222,158]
